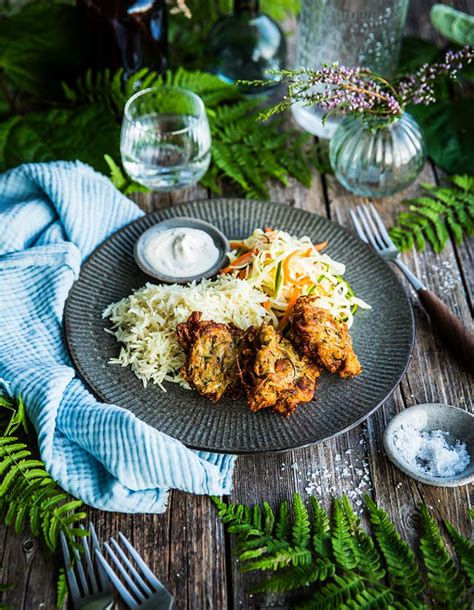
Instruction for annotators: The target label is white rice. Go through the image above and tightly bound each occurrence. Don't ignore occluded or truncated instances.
[102,276,274,389]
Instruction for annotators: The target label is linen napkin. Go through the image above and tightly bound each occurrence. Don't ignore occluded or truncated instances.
[0,161,235,513]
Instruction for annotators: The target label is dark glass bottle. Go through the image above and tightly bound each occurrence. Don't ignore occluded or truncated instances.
[208,0,286,93]
[77,0,168,76]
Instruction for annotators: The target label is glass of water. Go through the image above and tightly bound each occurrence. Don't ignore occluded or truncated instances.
[121,86,211,191]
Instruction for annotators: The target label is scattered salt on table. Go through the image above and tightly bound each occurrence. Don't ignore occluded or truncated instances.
[393,424,470,477]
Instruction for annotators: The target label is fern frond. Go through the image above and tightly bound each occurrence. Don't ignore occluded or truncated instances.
[292,493,311,549]
[341,496,385,581]
[296,574,366,609]
[250,559,334,593]
[444,520,474,586]
[56,567,68,608]
[390,174,474,253]
[309,496,332,559]
[331,498,359,570]
[0,395,87,552]
[419,505,466,608]
[275,500,290,541]
[343,585,395,609]
[241,545,313,571]
[365,496,423,598]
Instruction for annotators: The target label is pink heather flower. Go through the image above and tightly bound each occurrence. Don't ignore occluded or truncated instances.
[396,46,474,106]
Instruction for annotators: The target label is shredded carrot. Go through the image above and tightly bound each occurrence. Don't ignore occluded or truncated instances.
[263,300,271,310]
[279,286,300,330]
[314,240,328,251]
[220,250,255,274]
[230,241,247,250]
[304,247,313,257]
[264,227,273,233]
[294,275,311,287]
[238,268,247,279]
[283,250,299,282]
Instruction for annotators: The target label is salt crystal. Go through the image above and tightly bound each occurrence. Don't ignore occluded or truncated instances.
[392,424,470,478]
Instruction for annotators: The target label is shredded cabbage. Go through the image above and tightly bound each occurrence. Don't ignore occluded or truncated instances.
[224,228,371,327]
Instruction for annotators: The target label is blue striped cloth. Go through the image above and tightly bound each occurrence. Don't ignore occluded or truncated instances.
[0,161,235,513]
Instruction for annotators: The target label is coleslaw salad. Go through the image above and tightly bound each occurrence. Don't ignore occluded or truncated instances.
[221,228,370,328]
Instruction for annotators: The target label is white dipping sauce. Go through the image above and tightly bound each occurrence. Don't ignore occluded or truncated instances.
[143,227,220,278]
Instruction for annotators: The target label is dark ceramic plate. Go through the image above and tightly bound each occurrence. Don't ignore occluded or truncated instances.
[64,198,414,454]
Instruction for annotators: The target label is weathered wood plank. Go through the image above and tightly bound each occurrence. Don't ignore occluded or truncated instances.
[0,524,59,610]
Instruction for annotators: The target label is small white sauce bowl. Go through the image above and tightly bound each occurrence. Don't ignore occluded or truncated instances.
[134,217,230,284]
[383,403,474,487]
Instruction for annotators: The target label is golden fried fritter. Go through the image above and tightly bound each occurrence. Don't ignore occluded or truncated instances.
[288,296,362,378]
[238,323,320,416]
[176,312,242,401]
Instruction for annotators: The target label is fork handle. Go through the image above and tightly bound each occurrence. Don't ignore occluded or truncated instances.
[417,288,474,373]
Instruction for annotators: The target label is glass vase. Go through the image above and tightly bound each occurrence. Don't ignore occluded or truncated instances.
[329,113,426,197]
[292,0,409,138]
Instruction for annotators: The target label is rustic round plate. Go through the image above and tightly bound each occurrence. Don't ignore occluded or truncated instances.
[64,198,414,454]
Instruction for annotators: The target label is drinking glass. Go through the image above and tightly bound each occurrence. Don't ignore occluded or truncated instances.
[120,86,211,191]
[292,0,409,139]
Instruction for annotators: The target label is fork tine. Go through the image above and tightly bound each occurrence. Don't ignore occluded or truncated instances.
[350,209,368,243]
[72,543,90,596]
[89,523,110,591]
[369,202,394,246]
[60,532,81,603]
[118,532,164,591]
[96,549,138,608]
[360,204,385,249]
[109,538,152,596]
[104,541,145,601]
[79,524,98,593]
[355,207,379,250]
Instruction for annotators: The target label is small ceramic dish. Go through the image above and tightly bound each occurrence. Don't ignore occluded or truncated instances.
[134,217,230,284]
[383,403,474,487]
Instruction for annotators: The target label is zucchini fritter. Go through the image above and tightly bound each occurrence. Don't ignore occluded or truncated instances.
[238,323,320,416]
[288,295,362,378]
[176,312,242,401]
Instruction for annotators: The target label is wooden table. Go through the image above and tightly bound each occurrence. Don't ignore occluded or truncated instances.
[1,2,472,608]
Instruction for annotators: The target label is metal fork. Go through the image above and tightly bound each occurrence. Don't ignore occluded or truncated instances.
[60,524,113,610]
[96,532,174,609]
[351,203,474,372]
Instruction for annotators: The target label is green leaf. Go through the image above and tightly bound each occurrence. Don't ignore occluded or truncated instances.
[56,567,68,608]
[444,520,474,586]
[398,37,440,73]
[0,394,87,553]
[390,174,474,253]
[419,505,466,608]
[365,496,424,598]
[250,560,333,593]
[275,500,290,541]
[104,155,150,195]
[409,99,474,175]
[0,2,86,97]
[331,498,359,570]
[431,5,474,46]
[0,106,119,173]
[292,493,311,549]
[310,496,332,559]
[4,395,28,436]
[296,574,366,609]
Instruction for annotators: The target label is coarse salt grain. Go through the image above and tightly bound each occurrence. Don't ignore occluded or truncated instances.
[393,424,470,478]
